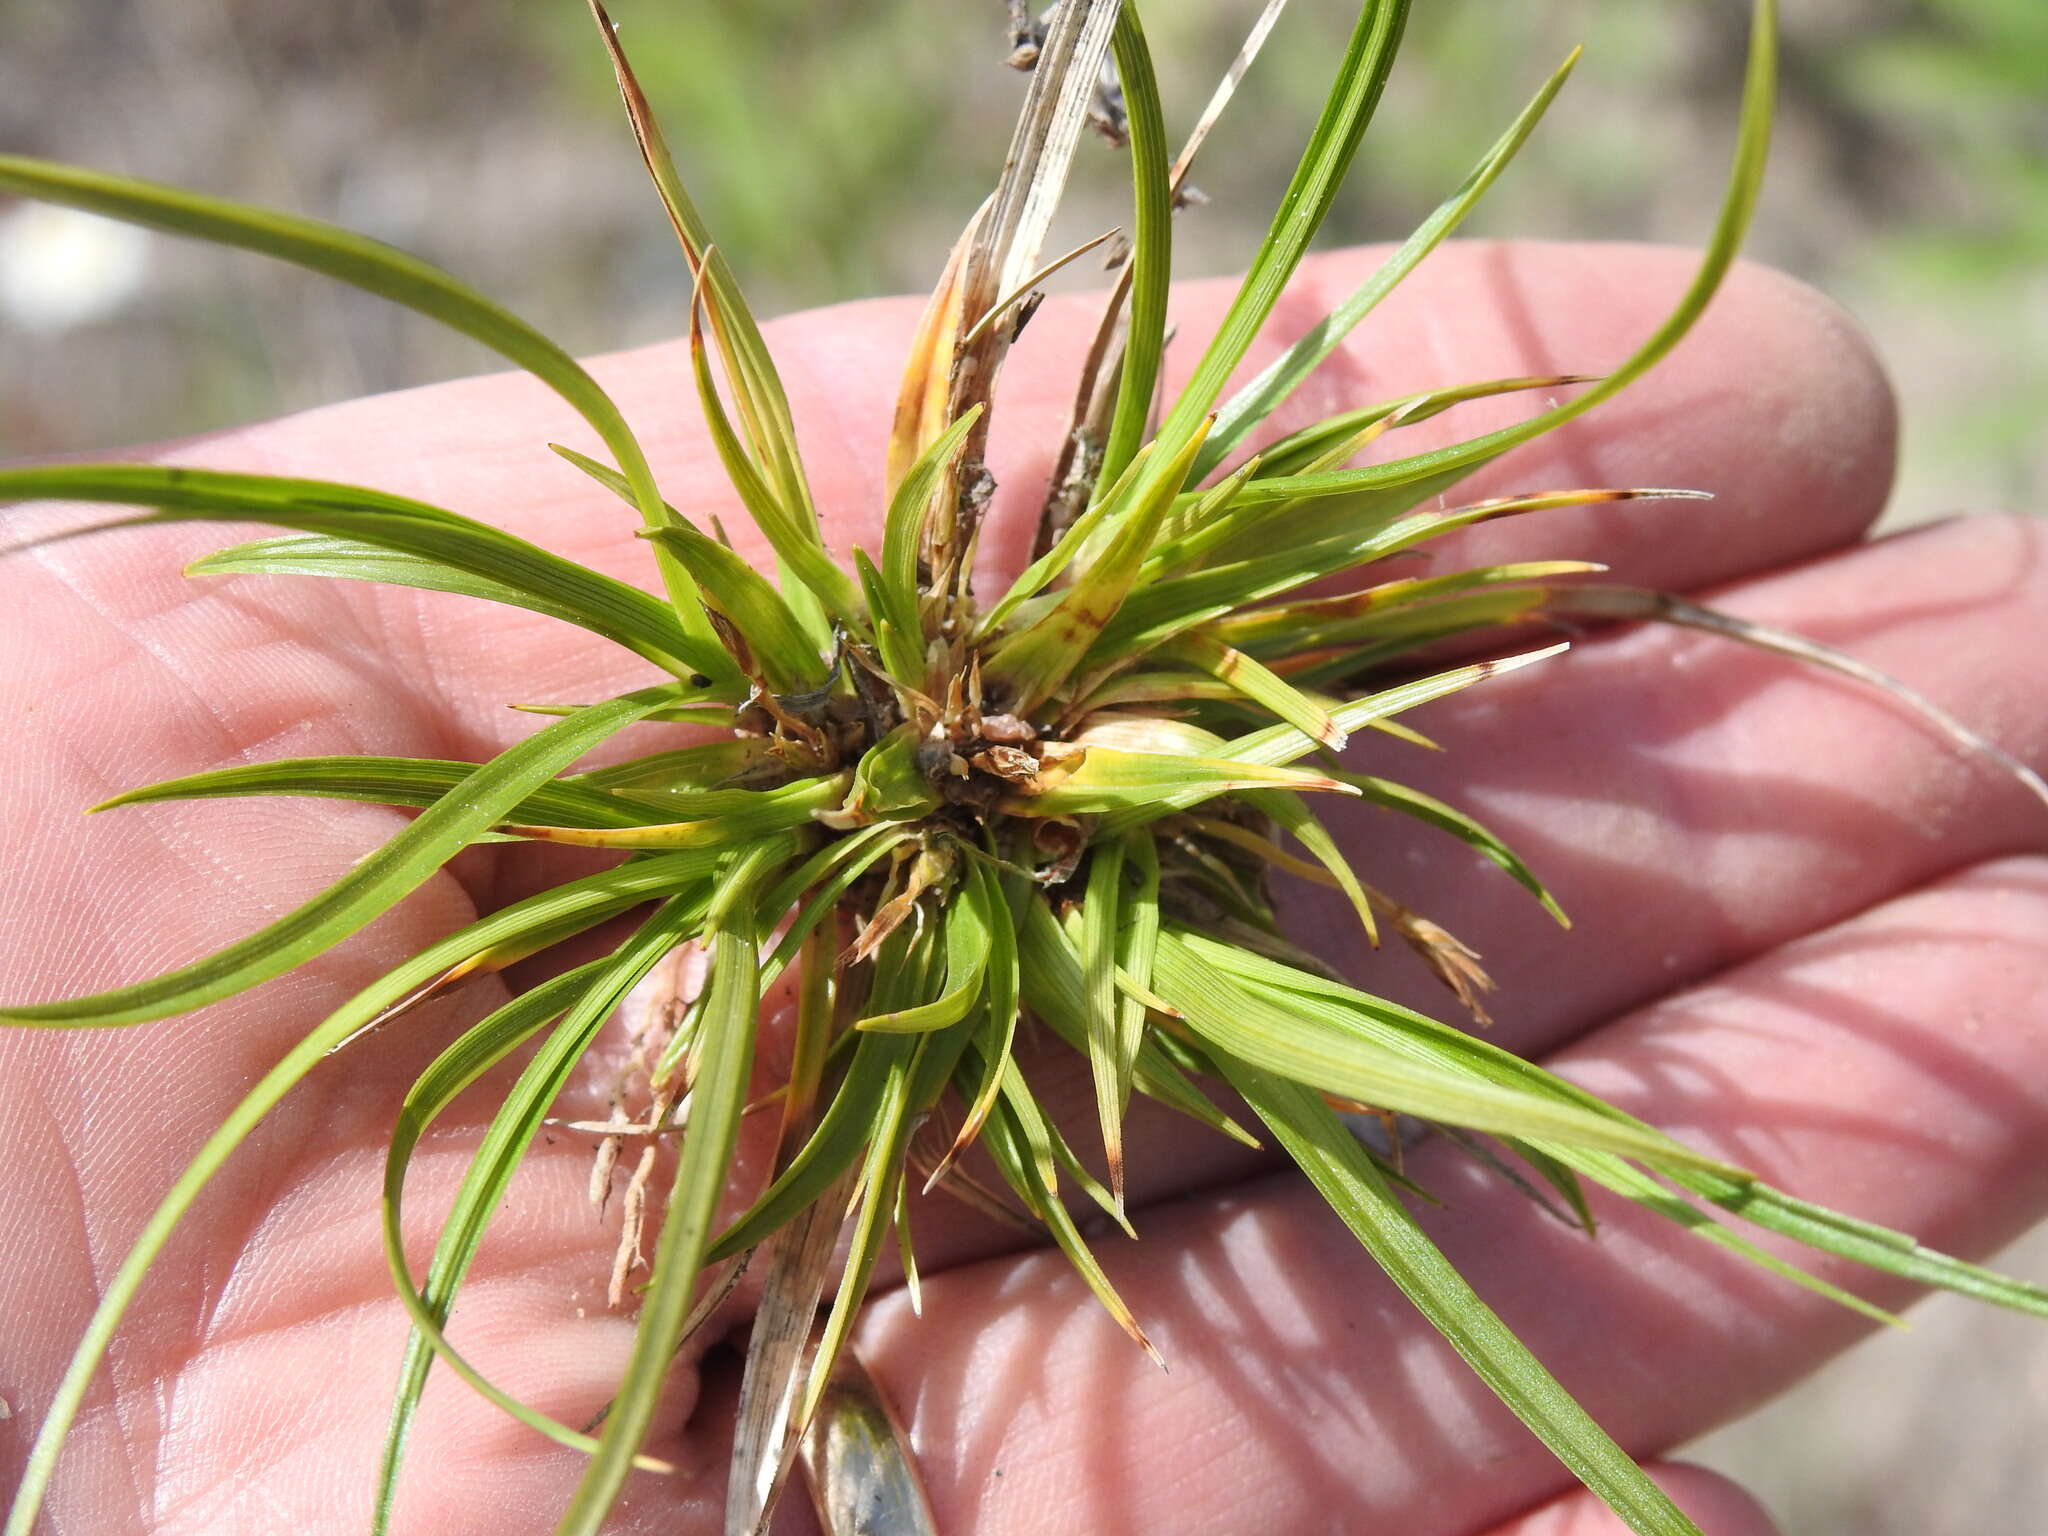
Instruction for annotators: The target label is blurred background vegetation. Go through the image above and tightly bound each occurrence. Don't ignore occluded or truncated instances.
[3,1,2046,1526]
[2,0,2044,518]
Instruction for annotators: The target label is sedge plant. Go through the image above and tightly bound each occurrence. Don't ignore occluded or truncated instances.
[3,2,2047,1534]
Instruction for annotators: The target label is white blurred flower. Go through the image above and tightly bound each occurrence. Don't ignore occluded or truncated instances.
[0,203,153,334]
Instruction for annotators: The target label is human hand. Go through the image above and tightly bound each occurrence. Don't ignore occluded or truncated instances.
[4,240,2045,1535]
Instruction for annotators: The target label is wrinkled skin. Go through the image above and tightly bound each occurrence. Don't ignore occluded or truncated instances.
[5,241,2047,1536]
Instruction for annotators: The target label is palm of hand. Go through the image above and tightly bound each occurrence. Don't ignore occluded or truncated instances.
[5,241,2047,1536]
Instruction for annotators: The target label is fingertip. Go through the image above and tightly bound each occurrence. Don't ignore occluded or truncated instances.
[1694,254,1899,548]
[1291,240,1901,594]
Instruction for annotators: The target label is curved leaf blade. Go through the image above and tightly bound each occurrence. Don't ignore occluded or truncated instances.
[0,463,732,684]
[1154,932,1738,1174]
[1220,1060,1705,1536]
[95,754,665,830]
[1099,9,1173,490]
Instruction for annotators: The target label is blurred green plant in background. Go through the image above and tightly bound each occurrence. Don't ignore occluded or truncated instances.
[1,1,2044,1526]
[3,0,2042,513]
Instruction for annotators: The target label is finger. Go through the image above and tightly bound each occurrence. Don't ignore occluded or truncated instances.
[1476,1463,1781,1536]
[854,854,2048,1536]
[130,241,1894,760]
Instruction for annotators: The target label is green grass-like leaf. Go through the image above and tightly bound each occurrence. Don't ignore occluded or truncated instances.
[374,960,611,1534]
[676,293,856,633]
[1678,1176,2048,1320]
[1155,931,1739,1174]
[503,774,850,851]
[1221,1060,1708,1536]
[802,1015,973,1428]
[641,521,832,693]
[978,1056,1158,1363]
[189,534,625,640]
[93,753,671,829]
[1342,773,1569,926]
[856,874,994,1033]
[1150,0,1412,456]
[1081,835,1130,1201]
[938,862,1027,1176]
[583,0,820,554]
[985,420,1212,709]
[870,405,984,680]
[1011,888,1257,1150]
[1156,629,1347,749]
[1240,786,1381,943]
[1099,8,1173,491]
[0,462,733,685]
[1011,745,1359,818]
[1193,0,1778,517]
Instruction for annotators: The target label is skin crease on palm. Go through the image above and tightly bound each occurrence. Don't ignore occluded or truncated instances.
[5,236,2048,1536]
